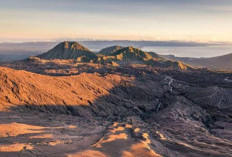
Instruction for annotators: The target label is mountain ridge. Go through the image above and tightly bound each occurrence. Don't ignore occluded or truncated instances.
[34,41,191,70]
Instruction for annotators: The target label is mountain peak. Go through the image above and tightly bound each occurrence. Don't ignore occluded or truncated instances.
[37,41,97,60]
[60,41,90,52]
[111,46,153,61]
[124,46,137,52]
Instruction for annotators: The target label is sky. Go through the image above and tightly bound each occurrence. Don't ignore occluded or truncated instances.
[0,0,232,42]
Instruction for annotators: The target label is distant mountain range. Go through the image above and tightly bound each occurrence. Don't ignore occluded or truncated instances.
[35,41,190,70]
[0,40,212,57]
[164,54,232,71]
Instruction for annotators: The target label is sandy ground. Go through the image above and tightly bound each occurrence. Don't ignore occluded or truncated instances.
[0,111,106,157]
[0,111,163,157]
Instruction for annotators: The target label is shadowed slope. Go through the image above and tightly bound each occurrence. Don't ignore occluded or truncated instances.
[98,45,123,56]
[147,52,165,60]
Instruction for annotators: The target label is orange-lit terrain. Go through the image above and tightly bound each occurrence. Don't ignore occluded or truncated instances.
[1,42,232,156]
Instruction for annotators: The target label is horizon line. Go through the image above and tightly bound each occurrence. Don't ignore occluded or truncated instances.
[0,39,231,45]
